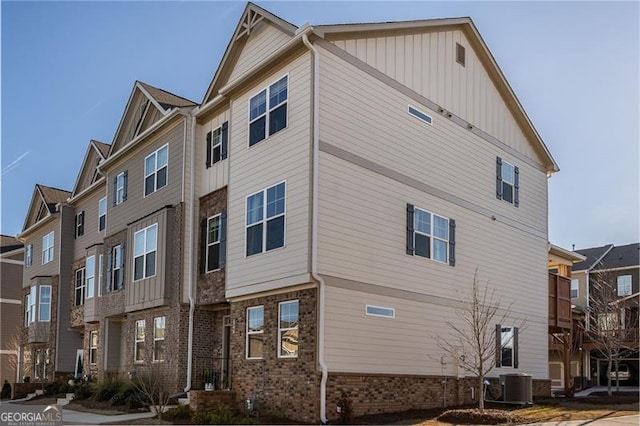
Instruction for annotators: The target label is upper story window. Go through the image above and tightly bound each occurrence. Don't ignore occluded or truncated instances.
[278,300,299,358]
[38,285,51,322]
[25,286,36,325]
[408,105,433,125]
[144,145,168,196]
[617,275,632,297]
[75,267,86,306]
[98,197,107,231]
[111,244,124,291]
[26,244,33,267]
[75,211,85,238]
[496,157,519,206]
[497,325,519,368]
[133,224,157,281]
[249,75,288,147]
[205,215,221,272]
[246,182,285,256]
[114,171,128,205]
[205,122,228,167]
[571,279,579,299]
[406,204,455,266]
[86,256,95,299]
[89,331,98,365]
[42,231,54,264]
[246,306,264,359]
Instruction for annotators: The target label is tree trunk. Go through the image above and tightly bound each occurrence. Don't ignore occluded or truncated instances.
[607,359,612,396]
[615,359,620,392]
[479,375,485,412]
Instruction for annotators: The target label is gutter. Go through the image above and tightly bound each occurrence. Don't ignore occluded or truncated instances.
[301,28,329,425]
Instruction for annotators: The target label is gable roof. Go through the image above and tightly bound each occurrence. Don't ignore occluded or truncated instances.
[93,140,111,158]
[138,81,196,110]
[599,243,640,270]
[22,184,71,232]
[201,2,297,104]
[71,140,111,197]
[573,244,615,271]
[38,184,71,211]
[0,235,23,253]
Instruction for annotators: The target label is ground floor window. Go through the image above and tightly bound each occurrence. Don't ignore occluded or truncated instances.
[135,320,145,362]
[153,317,165,362]
[89,331,98,365]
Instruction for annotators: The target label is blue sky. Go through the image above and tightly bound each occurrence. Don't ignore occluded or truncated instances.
[2,1,638,250]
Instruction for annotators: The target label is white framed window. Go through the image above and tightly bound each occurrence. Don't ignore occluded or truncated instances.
[133,224,157,281]
[24,294,30,326]
[89,330,98,365]
[144,145,168,196]
[75,267,86,306]
[42,231,54,264]
[38,285,51,322]
[75,211,85,237]
[86,256,95,299]
[278,300,299,358]
[210,127,223,165]
[98,254,103,297]
[246,182,285,256]
[500,326,516,368]
[497,158,518,205]
[408,105,433,125]
[26,244,33,267]
[413,207,449,263]
[617,275,632,297]
[206,215,221,272]
[135,319,145,362]
[248,75,288,146]
[98,197,107,231]
[112,245,123,290]
[246,306,264,359]
[153,316,165,362]
[571,279,579,299]
[365,305,395,318]
[29,286,36,324]
[115,171,127,205]
[598,312,621,331]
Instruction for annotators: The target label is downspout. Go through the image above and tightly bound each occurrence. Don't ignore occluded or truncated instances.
[184,110,198,392]
[301,30,328,425]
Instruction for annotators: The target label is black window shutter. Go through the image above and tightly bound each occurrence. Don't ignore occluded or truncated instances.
[496,157,503,200]
[406,203,415,255]
[122,171,128,201]
[448,219,456,266]
[513,327,519,368]
[205,132,212,168]
[79,211,85,236]
[220,210,227,268]
[200,218,207,274]
[112,177,117,206]
[106,250,112,292]
[514,166,520,207]
[221,121,229,160]
[495,324,502,368]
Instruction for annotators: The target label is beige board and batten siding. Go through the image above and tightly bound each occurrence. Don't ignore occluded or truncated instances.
[21,220,61,288]
[226,21,293,83]
[328,29,542,164]
[196,109,230,197]
[225,49,312,298]
[106,119,186,234]
[72,185,106,261]
[323,284,549,378]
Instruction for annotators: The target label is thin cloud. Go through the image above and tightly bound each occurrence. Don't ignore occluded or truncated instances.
[2,151,31,176]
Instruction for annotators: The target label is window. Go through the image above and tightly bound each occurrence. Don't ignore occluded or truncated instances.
[98,255,103,297]
[75,211,85,237]
[496,157,519,206]
[205,215,221,272]
[28,286,36,324]
[39,285,51,322]
[75,267,86,306]
[133,224,157,281]
[408,105,433,125]
[24,293,32,326]
[135,319,145,362]
[205,122,228,167]
[42,231,54,264]
[34,348,45,379]
[153,316,165,362]
[365,305,395,318]
[617,275,632,297]
[598,312,621,331]
[406,204,454,265]
[246,182,285,256]
[89,331,98,365]
[456,42,466,66]
[496,325,519,368]
[98,197,107,231]
[111,245,123,291]
[26,244,33,267]
[278,300,299,358]
[249,75,288,146]
[144,145,168,196]
[571,279,579,299]
[86,256,95,299]
[114,171,128,205]
[246,306,264,359]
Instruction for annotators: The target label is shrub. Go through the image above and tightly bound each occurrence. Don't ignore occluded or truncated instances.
[73,381,96,400]
[95,378,124,402]
[191,411,212,424]
[109,383,147,409]
[209,405,237,424]
[1,380,11,399]
[190,406,258,425]
[164,404,192,420]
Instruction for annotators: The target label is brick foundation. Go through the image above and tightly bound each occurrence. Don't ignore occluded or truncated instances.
[189,390,236,411]
[12,382,43,400]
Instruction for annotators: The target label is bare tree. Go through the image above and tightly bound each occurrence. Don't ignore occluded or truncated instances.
[583,267,639,396]
[128,352,177,419]
[435,269,524,411]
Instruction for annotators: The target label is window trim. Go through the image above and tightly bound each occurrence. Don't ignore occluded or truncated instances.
[134,319,145,363]
[89,330,98,365]
[86,256,95,299]
[75,267,86,306]
[133,224,158,281]
[365,304,395,319]
[112,245,123,290]
[408,105,433,125]
[75,211,85,237]
[247,74,289,147]
[209,126,223,165]
[153,316,165,362]
[617,275,632,297]
[246,306,264,360]
[42,231,54,265]
[38,285,52,322]
[98,197,107,232]
[413,206,449,264]
[205,214,222,273]
[501,160,515,204]
[244,181,287,257]
[24,293,30,326]
[570,279,579,299]
[143,144,169,197]
[278,300,299,359]
[116,172,126,205]
[499,325,517,368]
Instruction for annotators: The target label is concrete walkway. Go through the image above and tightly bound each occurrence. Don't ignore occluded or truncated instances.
[574,386,640,397]
[5,401,157,425]
[528,414,640,425]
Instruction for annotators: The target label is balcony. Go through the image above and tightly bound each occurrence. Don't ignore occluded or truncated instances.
[549,273,572,331]
[582,327,640,350]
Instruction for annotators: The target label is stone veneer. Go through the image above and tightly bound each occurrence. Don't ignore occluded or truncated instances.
[230,287,319,423]
[197,189,227,305]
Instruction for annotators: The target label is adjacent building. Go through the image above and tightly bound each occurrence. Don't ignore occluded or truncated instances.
[1,235,24,384]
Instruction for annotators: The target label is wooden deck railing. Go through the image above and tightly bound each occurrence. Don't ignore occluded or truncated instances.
[549,273,572,330]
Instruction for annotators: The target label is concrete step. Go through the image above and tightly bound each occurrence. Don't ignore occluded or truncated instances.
[57,398,70,406]
[35,390,44,396]
[25,392,36,400]
[66,393,75,400]
[178,397,189,406]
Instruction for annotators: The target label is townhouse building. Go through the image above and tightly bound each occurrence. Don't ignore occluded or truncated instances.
[17,3,564,422]
[1,236,24,384]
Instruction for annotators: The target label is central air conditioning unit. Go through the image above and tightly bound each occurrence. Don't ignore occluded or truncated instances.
[500,373,533,406]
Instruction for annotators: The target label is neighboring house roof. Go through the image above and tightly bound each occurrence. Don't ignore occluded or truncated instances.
[598,243,640,269]
[0,235,23,253]
[549,243,586,263]
[138,81,196,110]
[572,244,614,271]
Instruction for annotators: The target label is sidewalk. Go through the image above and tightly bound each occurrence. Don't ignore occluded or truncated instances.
[574,386,639,397]
[528,414,640,425]
[6,401,157,425]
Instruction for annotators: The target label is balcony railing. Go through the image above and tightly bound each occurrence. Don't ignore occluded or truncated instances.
[582,327,640,347]
[549,273,572,330]
[193,356,231,390]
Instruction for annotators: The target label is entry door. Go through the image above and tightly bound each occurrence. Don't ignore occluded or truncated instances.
[75,349,84,379]
[221,315,231,389]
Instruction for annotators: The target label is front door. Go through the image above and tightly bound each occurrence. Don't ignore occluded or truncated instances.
[75,349,83,379]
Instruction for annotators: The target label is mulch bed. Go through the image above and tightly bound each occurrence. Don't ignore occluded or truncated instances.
[438,408,525,425]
